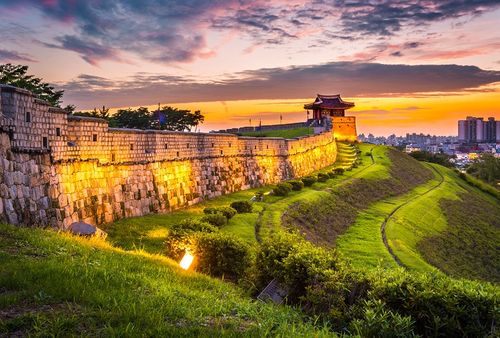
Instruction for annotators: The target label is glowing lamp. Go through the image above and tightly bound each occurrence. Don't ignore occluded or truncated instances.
[179,252,194,270]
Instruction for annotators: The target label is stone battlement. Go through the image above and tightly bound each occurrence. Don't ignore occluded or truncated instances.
[0,85,339,228]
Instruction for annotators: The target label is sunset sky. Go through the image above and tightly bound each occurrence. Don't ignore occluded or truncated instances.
[1,0,500,136]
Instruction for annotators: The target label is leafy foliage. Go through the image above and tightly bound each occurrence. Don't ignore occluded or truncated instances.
[0,63,64,106]
[193,232,253,281]
[109,106,204,131]
[466,153,500,186]
[203,206,237,220]
[317,173,329,182]
[287,180,304,191]
[230,201,253,213]
[200,213,228,228]
[255,232,499,337]
[409,150,455,167]
[273,182,293,196]
[301,176,317,187]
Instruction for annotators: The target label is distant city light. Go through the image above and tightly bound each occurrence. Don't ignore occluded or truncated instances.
[179,252,194,270]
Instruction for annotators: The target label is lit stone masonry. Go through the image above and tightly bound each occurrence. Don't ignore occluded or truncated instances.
[0,85,339,228]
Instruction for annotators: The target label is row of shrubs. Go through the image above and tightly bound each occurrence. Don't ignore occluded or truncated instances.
[166,227,498,336]
[272,168,349,196]
[253,232,498,337]
[165,200,254,280]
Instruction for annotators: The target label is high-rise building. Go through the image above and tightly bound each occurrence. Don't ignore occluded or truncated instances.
[457,116,498,143]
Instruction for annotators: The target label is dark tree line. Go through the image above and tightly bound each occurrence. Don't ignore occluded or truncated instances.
[108,106,204,132]
[1,64,205,131]
[466,153,500,186]
[409,150,455,167]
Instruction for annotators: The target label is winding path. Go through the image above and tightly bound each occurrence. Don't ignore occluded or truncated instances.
[380,164,445,267]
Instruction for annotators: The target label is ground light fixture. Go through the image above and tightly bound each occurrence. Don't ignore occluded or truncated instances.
[179,251,194,270]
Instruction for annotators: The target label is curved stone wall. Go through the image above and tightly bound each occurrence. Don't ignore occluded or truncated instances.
[0,85,338,228]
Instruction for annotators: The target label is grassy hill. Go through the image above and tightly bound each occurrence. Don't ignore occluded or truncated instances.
[237,127,313,138]
[103,143,499,282]
[1,142,499,336]
[0,224,330,337]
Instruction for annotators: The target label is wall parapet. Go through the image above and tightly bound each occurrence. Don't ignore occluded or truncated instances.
[0,85,339,228]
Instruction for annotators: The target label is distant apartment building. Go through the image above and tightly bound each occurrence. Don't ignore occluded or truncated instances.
[458,116,499,143]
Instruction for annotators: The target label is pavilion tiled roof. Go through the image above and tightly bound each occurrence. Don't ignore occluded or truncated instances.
[304,94,355,110]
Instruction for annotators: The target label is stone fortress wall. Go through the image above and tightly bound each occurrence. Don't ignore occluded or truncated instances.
[0,85,339,228]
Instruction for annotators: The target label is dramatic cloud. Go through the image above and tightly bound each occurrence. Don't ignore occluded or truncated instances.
[0,49,35,62]
[1,0,499,65]
[61,62,500,108]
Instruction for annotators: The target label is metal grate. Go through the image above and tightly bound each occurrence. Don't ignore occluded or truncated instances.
[257,279,288,305]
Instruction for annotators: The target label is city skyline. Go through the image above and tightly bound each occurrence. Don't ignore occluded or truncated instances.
[1,1,500,135]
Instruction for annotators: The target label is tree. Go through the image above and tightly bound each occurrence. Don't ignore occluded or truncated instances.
[109,107,151,129]
[0,63,64,107]
[466,153,500,185]
[109,106,205,131]
[154,106,205,131]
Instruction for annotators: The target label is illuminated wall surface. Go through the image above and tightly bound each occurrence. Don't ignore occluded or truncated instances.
[0,85,340,228]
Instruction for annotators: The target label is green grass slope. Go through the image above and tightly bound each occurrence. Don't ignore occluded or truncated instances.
[282,147,433,247]
[418,181,500,282]
[337,158,499,282]
[238,127,313,138]
[0,224,331,337]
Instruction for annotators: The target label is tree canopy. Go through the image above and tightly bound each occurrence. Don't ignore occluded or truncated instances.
[110,106,204,131]
[0,64,64,107]
[466,153,500,186]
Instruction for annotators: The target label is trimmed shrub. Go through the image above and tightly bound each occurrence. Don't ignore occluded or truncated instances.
[165,219,218,259]
[230,200,253,213]
[334,168,345,175]
[273,182,293,196]
[203,206,237,220]
[302,175,317,187]
[287,180,304,191]
[193,232,253,280]
[171,219,218,234]
[317,172,329,182]
[201,213,227,227]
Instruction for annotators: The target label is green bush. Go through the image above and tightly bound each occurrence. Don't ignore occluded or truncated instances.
[287,180,304,191]
[301,175,317,187]
[317,173,329,182]
[171,219,218,234]
[273,182,293,196]
[352,163,358,168]
[349,300,417,337]
[365,152,372,156]
[230,200,253,213]
[201,213,227,227]
[203,206,237,220]
[328,171,336,178]
[334,168,345,175]
[193,232,253,281]
[255,233,498,337]
[165,219,218,259]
